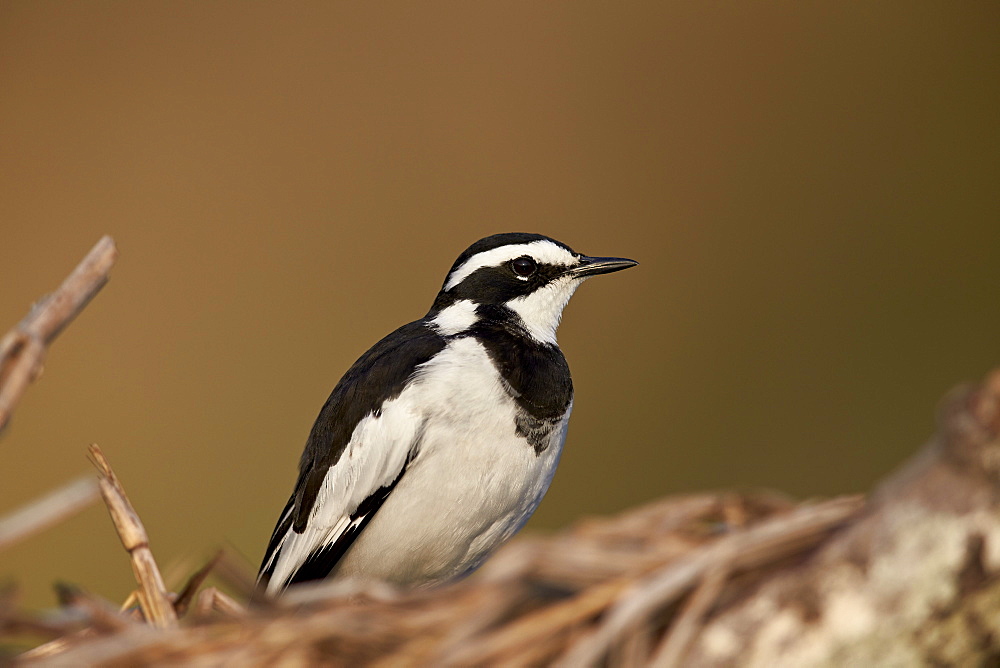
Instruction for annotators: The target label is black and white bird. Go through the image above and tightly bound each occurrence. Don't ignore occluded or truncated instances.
[257,233,637,595]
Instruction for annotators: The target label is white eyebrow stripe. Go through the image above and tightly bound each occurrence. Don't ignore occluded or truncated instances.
[443,240,576,291]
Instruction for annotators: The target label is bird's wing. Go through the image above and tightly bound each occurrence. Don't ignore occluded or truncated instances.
[259,405,422,593]
[257,321,446,594]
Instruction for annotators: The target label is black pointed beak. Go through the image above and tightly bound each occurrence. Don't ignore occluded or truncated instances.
[569,255,639,278]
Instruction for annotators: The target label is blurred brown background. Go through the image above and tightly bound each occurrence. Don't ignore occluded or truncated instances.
[1,2,998,610]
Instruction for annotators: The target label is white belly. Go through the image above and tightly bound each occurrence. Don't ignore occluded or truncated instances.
[333,337,569,585]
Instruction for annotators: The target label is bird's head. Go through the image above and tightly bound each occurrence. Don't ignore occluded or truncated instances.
[428,233,637,344]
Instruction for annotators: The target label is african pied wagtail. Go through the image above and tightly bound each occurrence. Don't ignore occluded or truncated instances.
[258,233,637,595]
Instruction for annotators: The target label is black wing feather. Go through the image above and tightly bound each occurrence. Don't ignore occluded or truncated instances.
[286,452,412,586]
[256,494,294,586]
[290,320,445,532]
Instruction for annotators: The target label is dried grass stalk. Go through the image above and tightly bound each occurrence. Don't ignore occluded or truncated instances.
[0,477,99,552]
[0,235,117,432]
[88,444,178,629]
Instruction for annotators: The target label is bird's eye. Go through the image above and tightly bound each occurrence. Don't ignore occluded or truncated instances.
[511,256,537,278]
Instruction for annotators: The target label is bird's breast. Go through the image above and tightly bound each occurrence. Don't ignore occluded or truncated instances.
[332,336,571,585]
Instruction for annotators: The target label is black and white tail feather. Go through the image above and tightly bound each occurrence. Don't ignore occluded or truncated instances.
[257,233,636,596]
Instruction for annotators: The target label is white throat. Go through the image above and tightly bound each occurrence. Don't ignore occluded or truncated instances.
[506,276,583,345]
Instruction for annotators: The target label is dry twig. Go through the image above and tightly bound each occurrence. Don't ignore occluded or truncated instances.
[88,444,178,629]
[193,587,246,618]
[557,495,863,667]
[649,562,730,668]
[0,476,99,552]
[173,551,223,617]
[0,235,117,433]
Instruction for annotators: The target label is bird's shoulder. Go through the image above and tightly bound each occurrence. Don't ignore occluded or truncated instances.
[291,320,446,531]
